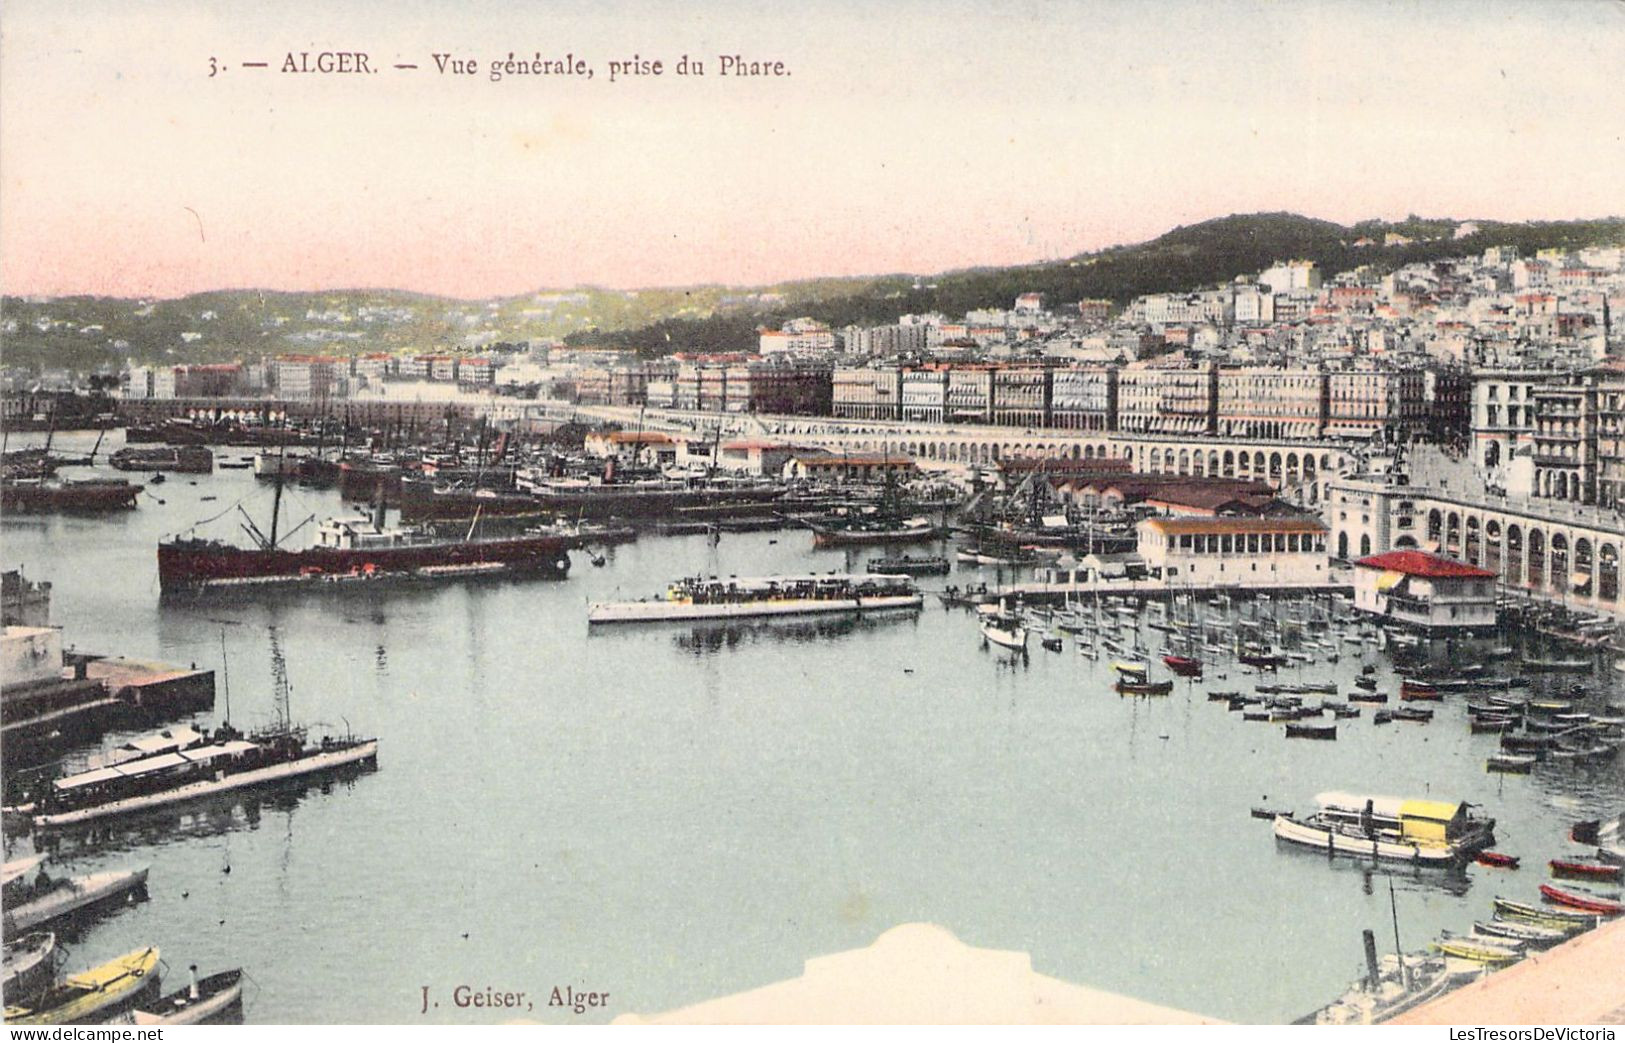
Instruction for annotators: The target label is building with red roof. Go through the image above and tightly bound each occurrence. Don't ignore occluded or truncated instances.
[1352,550,1497,631]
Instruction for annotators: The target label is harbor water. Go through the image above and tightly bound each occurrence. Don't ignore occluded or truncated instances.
[4,433,1623,1024]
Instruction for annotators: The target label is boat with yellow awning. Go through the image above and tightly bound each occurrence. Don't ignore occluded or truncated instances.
[4,946,160,1024]
[1272,791,1496,868]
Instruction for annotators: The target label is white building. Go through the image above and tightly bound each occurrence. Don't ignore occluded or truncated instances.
[1259,261,1322,293]
[1351,550,1497,632]
[1135,517,1330,587]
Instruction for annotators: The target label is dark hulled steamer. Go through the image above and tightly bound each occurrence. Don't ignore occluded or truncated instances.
[157,521,573,592]
[157,458,573,593]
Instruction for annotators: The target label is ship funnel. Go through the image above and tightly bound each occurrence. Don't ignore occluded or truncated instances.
[189,964,200,999]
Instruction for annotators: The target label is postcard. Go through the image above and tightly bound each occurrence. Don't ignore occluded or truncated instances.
[2,0,1623,1029]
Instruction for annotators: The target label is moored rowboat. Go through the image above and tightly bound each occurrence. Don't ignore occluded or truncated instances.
[3,947,160,1024]
[1539,882,1623,915]
[1548,857,1623,882]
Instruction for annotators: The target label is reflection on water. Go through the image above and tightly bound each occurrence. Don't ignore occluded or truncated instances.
[666,610,921,653]
[32,765,379,858]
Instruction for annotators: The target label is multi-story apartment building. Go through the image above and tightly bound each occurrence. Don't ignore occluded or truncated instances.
[1324,366,1426,440]
[457,357,494,386]
[172,364,242,398]
[840,324,929,357]
[832,365,903,420]
[991,365,1051,427]
[352,353,393,385]
[723,359,833,415]
[1469,368,1560,474]
[944,366,994,423]
[1116,360,1218,436]
[1593,359,1625,510]
[759,318,836,355]
[1216,367,1326,440]
[1531,384,1593,503]
[1050,365,1118,431]
[900,366,949,423]
[574,366,613,405]
[272,356,343,401]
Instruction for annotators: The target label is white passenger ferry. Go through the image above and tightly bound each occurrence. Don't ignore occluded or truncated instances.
[587,573,922,623]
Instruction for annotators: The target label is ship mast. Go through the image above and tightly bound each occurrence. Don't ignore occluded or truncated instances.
[268,626,291,732]
[267,441,286,550]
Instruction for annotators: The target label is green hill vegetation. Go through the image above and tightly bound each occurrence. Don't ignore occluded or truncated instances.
[4,212,1621,373]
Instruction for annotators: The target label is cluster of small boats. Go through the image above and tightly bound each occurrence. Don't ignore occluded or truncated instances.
[1306,810,1623,1024]
[1,645,380,1025]
[1,853,244,1024]
[1469,686,1625,773]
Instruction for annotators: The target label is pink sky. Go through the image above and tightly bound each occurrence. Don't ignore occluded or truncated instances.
[2,0,1622,300]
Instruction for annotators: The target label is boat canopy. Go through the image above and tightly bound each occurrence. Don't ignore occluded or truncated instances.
[1316,791,1468,843]
[55,740,260,791]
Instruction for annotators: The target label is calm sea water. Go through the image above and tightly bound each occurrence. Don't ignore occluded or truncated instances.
[4,432,1622,1024]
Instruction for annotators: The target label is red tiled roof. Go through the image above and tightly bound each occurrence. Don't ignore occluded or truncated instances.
[1354,550,1495,579]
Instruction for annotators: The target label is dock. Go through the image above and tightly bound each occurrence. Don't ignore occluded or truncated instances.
[2,650,215,772]
[982,579,1351,605]
[1389,915,1625,1025]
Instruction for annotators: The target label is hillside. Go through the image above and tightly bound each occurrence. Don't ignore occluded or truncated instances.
[4,213,1622,372]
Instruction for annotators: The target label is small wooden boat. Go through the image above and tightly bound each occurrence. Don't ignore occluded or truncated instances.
[1539,881,1624,915]
[1284,722,1337,740]
[3,947,160,1025]
[1111,660,1149,676]
[1501,733,1555,754]
[2,862,151,936]
[123,967,245,1025]
[1529,699,1576,714]
[1348,690,1389,704]
[1549,857,1623,882]
[1433,932,1522,965]
[978,611,1028,653]
[1470,717,1514,735]
[1390,706,1434,723]
[1486,754,1537,774]
[1040,636,1063,653]
[1,932,58,1003]
[1493,896,1600,929]
[1522,657,1593,673]
[1242,709,1272,721]
[1473,918,1566,947]
[1399,680,1441,701]
[1117,678,1174,696]
[1207,690,1242,702]
[1162,653,1202,677]
[1250,806,1290,820]
[1476,850,1520,869]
